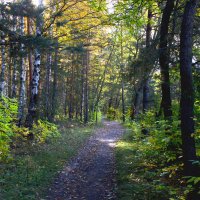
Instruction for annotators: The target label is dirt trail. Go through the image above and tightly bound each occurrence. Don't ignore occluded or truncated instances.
[46,121,124,200]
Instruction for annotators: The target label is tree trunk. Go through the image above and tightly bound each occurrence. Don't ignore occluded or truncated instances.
[27,17,33,100]
[45,51,52,120]
[8,48,12,98]
[25,2,43,128]
[135,86,142,117]
[131,85,142,120]
[143,8,152,112]
[180,0,199,178]
[12,56,17,98]
[120,23,125,122]
[84,49,89,124]
[50,44,58,121]
[159,0,174,119]
[121,81,125,122]
[69,52,75,119]
[64,85,68,117]
[11,14,17,98]
[0,31,6,97]
[80,56,85,121]
[143,79,149,112]
[18,17,26,126]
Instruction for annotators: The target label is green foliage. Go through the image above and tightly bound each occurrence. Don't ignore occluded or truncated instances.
[32,120,60,143]
[116,109,187,199]
[0,96,61,162]
[116,126,185,199]
[0,97,18,162]
[107,107,121,120]
[90,111,102,123]
[0,124,94,200]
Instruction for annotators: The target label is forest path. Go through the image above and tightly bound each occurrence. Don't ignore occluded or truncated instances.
[46,120,125,200]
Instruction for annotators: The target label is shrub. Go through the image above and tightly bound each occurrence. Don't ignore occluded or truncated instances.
[0,97,61,162]
[0,97,18,161]
[107,107,121,120]
[32,120,61,143]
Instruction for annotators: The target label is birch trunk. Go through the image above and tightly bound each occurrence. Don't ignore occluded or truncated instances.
[25,1,43,128]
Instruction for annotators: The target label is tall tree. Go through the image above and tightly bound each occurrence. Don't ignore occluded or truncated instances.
[84,48,89,124]
[50,44,58,121]
[180,0,199,180]
[0,31,6,97]
[18,16,26,126]
[143,8,152,112]
[159,0,175,119]
[45,50,52,120]
[25,1,43,128]
[120,23,125,122]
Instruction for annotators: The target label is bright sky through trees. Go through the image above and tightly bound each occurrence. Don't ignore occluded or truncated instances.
[3,0,40,5]
[106,0,115,13]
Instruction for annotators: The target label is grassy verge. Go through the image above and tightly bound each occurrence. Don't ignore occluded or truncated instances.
[115,128,184,200]
[0,122,95,200]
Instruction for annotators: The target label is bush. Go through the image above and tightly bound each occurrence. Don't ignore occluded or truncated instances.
[107,107,121,120]
[0,97,18,161]
[118,110,185,198]
[0,97,61,162]
[32,120,60,143]
[126,110,183,179]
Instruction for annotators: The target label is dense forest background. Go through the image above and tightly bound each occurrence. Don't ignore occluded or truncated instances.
[0,0,200,199]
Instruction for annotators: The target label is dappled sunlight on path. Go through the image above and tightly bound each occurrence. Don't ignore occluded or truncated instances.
[46,121,125,200]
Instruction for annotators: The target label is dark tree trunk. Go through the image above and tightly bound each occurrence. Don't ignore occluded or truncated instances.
[64,85,68,117]
[80,60,85,121]
[27,17,33,100]
[108,97,112,108]
[121,81,125,122]
[120,23,125,122]
[84,49,89,124]
[50,45,58,121]
[45,51,52,120]
[159,0,174,119]
[69,53,75,119]
[180,0,199,180]
[68,101,73,119]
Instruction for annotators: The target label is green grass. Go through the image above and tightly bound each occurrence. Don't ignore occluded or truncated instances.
[115,129,183,200]
[0,123,95,200]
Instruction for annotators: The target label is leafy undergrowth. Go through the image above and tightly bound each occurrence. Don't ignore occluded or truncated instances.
[116,129,185,200]
[0,122,95,200]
